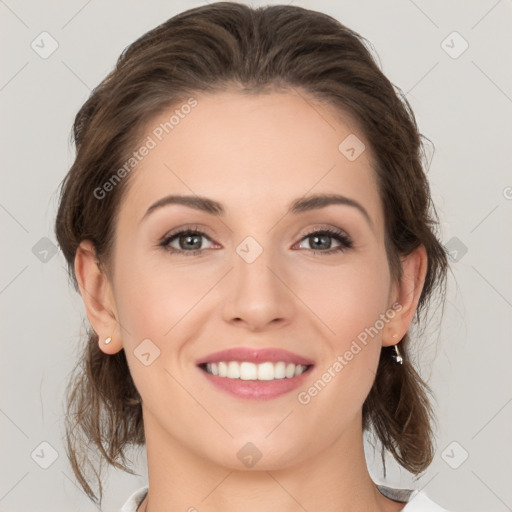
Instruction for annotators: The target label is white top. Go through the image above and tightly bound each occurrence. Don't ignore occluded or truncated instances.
[120,484,449,511]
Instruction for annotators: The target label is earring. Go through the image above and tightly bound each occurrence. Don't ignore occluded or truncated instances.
[392,343,403,365]
[104,336,112,345]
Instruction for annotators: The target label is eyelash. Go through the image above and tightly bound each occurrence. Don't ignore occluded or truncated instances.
[159,225,353,257]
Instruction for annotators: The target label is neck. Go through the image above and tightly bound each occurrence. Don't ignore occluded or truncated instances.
[138,408,401,512]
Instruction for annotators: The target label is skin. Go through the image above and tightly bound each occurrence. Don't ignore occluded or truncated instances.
[75,89,427,512]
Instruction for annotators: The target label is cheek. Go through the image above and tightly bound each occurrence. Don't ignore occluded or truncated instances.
[112,249,223,347]
[292,254,390,408]
[293,255,392,344]
[111,254,217,401]
[293,261,390,432]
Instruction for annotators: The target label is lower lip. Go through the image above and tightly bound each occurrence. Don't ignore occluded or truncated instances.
[199,366,313,400]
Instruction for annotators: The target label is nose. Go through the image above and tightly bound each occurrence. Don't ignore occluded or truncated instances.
[222,243,295,332]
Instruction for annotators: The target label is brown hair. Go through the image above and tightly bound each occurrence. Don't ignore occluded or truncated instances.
[55,2,448,504]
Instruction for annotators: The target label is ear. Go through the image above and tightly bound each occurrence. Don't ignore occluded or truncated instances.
[74,240,122,354]
[382,244,428,347]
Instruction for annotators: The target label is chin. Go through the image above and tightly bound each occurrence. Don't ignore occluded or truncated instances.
[205,436,309,472]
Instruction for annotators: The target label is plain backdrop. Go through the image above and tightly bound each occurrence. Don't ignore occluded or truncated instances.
[1,1,511,511]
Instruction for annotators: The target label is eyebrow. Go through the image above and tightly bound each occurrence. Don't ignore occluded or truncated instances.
[141,193,373,229]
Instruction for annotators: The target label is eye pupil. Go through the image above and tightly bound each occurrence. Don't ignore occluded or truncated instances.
[181,233,202,250]
[310,234,331,250]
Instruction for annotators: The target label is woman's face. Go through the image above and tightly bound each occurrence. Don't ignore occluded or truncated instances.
[103,89,403,469]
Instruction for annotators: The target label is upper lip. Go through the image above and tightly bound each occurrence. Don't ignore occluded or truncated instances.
[196,347,315,366]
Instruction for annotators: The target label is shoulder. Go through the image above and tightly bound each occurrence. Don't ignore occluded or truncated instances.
[376,484,449,512]
[120,486,149,512]
[120,484,450,512]
[402,489,450,511]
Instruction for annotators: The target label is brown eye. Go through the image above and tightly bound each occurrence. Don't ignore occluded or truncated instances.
[297,229,353,254]
[160,229,215,255]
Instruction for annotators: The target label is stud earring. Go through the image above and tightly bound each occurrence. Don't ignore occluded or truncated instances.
[104,336,112,345]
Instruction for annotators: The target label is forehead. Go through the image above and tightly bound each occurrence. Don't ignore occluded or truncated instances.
[119,89,383,230]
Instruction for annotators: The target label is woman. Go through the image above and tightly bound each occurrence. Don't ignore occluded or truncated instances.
[55,2,450,511]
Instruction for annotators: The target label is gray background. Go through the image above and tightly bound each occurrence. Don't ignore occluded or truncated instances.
[1,0,511,511]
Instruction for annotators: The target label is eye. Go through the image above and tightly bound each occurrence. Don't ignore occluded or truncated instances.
[159,227,216,256]
[158,226,353,257]
[295,228,353,255]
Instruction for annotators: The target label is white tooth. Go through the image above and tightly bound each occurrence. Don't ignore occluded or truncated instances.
[218,361,228,377]
[210,361,308,380]
[227,361,240,378]
[274,361,286,379]
[240,362,258,380]
[294,364,305,376]
[285,363,296,378]
[257,362,275,381]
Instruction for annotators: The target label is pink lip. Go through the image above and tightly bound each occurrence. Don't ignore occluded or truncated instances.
[200,368,313,400]
[196,347,315,401]
[195,347,315,366]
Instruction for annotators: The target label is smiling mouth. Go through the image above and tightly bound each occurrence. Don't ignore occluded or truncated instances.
[199,361,313,381]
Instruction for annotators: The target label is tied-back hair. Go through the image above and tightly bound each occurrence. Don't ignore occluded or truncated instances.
[55,2,448,504]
